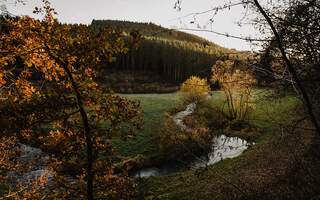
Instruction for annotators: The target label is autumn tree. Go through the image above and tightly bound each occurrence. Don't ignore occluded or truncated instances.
[212,60,255,121]
[0,1,142,199]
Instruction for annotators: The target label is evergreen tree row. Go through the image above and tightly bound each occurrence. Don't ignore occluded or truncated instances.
[91,20,251,84]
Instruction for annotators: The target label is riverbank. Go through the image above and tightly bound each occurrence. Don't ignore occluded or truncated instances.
[116,91,315,199]
[133,100,252,178]
[115,90,294,159]
[131,92,320,199]
[140,126,320,200]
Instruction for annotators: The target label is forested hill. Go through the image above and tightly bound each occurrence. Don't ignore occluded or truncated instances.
[91,19,212,45]
[90,20,251,92]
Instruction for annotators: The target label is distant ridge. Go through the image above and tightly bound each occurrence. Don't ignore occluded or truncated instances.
[91,19,222,47]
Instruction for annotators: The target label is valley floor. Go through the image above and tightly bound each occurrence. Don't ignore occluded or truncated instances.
[117,90,320,199]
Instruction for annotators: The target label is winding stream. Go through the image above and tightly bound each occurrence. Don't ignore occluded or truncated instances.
[8,101,251,182]
[172,102,196,132]
[135,102,251,178]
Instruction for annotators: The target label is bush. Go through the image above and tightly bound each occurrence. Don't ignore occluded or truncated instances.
[180,76,210,104]
[158,114,211,161]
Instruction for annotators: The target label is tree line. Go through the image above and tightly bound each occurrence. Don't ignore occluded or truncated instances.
[91,20,251,84]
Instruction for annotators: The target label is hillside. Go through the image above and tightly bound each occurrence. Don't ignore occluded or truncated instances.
[91,19,212,45]
[90,20,251,93]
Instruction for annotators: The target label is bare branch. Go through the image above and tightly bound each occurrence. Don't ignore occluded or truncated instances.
[175,28,272,42]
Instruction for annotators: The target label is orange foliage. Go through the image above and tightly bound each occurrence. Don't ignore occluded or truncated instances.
[0,0,142,199]
[212,60,256,121]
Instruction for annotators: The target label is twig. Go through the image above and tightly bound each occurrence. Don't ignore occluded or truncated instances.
[0,187,27,200]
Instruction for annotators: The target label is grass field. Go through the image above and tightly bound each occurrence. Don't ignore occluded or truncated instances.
[54,90,299,158]
[112,93,181,158]
[113,90,299,157]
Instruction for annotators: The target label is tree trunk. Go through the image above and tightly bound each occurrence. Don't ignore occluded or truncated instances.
[63,65,94,200]
[46,50,94,200]
[253,0,320,134]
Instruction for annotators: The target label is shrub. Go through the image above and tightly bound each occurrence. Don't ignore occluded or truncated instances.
[180,76,210,104]
[159,112,213,161]
[212,60,256,121]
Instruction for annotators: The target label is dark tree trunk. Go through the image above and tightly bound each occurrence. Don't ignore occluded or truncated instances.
[46,50,94,200]
[253,0,320,134]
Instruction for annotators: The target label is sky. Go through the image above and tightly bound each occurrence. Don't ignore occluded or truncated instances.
[4,0,261,51]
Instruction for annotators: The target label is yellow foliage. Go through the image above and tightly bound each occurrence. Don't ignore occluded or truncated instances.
[212,60,256,121]
[180,76,210,103]
[212,60,255,92]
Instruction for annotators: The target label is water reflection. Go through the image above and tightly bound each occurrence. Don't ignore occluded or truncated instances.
[134,134,250,178]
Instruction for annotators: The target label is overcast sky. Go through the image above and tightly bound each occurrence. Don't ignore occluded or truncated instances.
[5,0,260,51]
